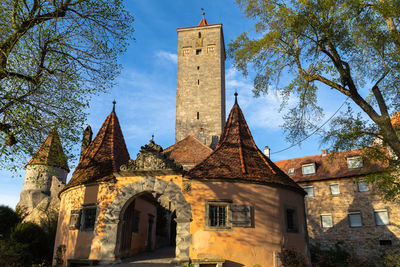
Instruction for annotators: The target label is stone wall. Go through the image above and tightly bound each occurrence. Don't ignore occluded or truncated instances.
[175,24,226,148]
[299,177,400,264]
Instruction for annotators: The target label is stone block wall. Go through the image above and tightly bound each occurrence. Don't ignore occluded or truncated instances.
[175,24,225,148]
[299,177,400,264]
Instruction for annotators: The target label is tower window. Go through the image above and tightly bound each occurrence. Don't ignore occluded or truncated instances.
[196,49,202,55]
[198,32,201,38]
[197,112,199,120]
[198,79,200,85]
[207,46,215,53]
[197,66,200,70]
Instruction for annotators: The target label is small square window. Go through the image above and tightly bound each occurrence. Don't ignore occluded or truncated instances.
[302,186,314,198]
[348,212,362,227]
[205,200,231,230]
[302,163,316,175]
[196,49,202,55]
[207,46,215,53]
[380,240,392,246]
[288,168,295,175]
[348,156,363,169]
[321,214,333,228]
[330,184,340,195]
[357,181,369,192]
[183,48,190,56]
[285,207,298,232]
[374,210,389,226]
[81,206,97,231]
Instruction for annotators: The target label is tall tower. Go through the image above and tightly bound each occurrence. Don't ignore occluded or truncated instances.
[175,15,226,148]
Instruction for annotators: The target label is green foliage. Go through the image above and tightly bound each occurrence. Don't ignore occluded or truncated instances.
[54,244,66,267]
[230,0,400,201]
[0,239,31,267]
[0,0,134,169]
[383,250,400,267]
[11,222,49,265]
[310,243,366,266]
[0,205,21,237]
[279,247,307,267]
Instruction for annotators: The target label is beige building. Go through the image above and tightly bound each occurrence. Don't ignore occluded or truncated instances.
[275,150,400,264]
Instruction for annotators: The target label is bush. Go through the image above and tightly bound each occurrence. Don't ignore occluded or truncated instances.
[0,239,31,267]
[310,243,366,267]
[279,248,307,267]
[11,222,49,265]
[0,205,20,237]
[383,250,400,267]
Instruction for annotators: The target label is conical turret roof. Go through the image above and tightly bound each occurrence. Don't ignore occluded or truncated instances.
[63,109,130,191]
[26,129,69,171]
[186,97,304,193]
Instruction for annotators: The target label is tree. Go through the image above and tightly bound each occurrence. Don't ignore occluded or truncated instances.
[0,0,134,168]
[229,0,400,200]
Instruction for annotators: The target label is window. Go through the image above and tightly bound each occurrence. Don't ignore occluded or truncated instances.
[357,181,369,192]
[207,46,215,53]
[198,32,201,38]
[321,214,333,228]
[302,163,316,175]
[288,168,295,175]
[374,210,389,226]
[348,212,362,227]
[196,49,202,55]
[197,112,199,120]
[197,79,200,85]
[347,156,363,169]
[302,186,314,198]
[330,184,340,195]
[81,206,97,231]
[380,240,392,246]
[206,200,231,230]
[183,48,190,56]
[69,210,81,230]
[285,207,298,232]
[197,66,200,70]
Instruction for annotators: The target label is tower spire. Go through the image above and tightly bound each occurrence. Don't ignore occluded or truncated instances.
[234,92,238,105]
[112,99,116,113]
[198,8,208,26]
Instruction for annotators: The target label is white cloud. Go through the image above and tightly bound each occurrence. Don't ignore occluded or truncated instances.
[155,51,177,65]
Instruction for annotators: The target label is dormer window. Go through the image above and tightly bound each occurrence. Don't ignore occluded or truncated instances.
[288,168,295,175]
[302,163,316,175]
[347,156,363,169]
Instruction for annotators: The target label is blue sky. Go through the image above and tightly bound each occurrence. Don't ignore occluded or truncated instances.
[0,0,350,208]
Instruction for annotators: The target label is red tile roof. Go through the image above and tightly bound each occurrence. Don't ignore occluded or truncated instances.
[26,129,69,171]
[198,17,208,26]
[274,149,386,183]
[164,135,212,167]
[63,110,130,191]
[185,100,304,193]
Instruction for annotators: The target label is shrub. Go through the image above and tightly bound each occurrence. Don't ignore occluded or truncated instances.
[310,243,366,267]
[0,239,31,267]
[279,248,307,267]
[383,250,400,267]
[0,205,20,238]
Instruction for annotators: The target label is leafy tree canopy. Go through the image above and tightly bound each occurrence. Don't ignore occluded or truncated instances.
[0,0,134,169]
[229,0,400,200]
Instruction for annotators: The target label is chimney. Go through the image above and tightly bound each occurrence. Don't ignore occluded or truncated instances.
[264,146,270,158]
[80,125,93,160]
[321,149,328,156]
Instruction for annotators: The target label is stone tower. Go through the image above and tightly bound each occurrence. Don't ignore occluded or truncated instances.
[17,129,69,223]
[175,15,226,148]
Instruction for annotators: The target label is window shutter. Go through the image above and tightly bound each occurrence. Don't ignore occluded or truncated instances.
[69,210,81,230]
[231,204,252,227]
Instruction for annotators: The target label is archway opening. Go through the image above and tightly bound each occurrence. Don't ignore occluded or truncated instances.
[117,192,177,261]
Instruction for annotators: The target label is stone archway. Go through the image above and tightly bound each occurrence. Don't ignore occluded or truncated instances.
[100,177,192,261]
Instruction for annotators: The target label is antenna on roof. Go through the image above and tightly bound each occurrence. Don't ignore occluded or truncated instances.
[112,99,116,113]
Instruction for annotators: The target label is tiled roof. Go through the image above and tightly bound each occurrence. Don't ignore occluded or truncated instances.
[164,135,212,167]
[198,17,208,26]
[62,110,130,191]
[185,99,304,193]
[274,149,386,183]
[26,129,69,171]
[391,112,400,130]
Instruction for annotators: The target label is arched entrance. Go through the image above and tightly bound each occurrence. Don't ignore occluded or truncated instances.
[100,177,192,261]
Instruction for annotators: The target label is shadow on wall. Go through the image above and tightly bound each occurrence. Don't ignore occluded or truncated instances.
[307,193,399,265]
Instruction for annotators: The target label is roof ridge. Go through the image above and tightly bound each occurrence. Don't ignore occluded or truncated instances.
[236,106,246,174]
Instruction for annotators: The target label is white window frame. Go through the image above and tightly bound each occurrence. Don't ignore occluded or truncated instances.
[321,214,333,228]
[329,183,340,195]
[347,156,363,169]
[374,209,389,226]
[357,181,369,192]
[348,211,362,228]
[302,163,316,176]
[302,185,314,198]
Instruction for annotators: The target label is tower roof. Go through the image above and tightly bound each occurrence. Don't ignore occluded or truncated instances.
[63,109,130,191]
[26,129,69,171]
[198,17,208,26]
[186,98,304,193]
[164,135,213,167]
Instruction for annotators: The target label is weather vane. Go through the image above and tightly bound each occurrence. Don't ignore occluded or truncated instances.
[201,8,205,18]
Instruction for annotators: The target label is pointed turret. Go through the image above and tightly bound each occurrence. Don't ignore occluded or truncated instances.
[26,128,69,172]
[186,94,304,193]
[63,106,130,191]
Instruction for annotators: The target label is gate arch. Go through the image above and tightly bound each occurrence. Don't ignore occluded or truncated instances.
[100,177,192,261]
